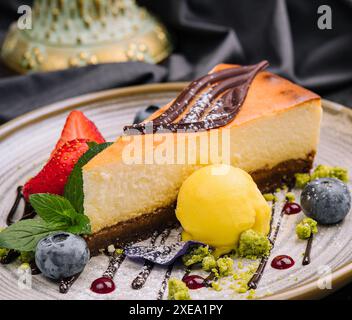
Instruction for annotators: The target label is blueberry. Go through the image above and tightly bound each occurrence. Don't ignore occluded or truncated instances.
[133,105,160,124]
[300,178,351,225]
[35,232,90,280]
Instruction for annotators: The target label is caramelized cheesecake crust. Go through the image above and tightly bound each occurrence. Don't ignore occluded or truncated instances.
[86,153,314,255]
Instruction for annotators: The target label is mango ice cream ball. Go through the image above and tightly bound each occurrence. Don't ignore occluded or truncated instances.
[176,165,271,255]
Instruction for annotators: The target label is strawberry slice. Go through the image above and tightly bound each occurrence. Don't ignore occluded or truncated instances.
[23,139,90,201]
[51,110,105,158]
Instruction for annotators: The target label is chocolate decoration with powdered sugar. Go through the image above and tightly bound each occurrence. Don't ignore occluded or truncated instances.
[124,61,269,135]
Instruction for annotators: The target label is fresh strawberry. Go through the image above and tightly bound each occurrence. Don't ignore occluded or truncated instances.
[23,139,90,201]
[50,110,105,158]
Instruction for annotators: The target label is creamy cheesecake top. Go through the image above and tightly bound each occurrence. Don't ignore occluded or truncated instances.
[84,62,320,170]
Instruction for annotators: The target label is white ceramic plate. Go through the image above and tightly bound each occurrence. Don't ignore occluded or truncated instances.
[0,83,351,300]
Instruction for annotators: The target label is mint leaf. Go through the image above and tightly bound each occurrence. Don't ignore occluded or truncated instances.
[0,218,67,252]
[29,193,92,236]
[64,142,112,213]
[67,214,91,235]
[30,194,77,225]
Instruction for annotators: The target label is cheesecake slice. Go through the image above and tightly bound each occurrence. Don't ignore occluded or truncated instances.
[83,62,322,253]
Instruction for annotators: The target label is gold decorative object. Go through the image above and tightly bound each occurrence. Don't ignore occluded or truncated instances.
[1,0,172,73]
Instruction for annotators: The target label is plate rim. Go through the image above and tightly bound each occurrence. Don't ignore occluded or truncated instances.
[0,82,352,300]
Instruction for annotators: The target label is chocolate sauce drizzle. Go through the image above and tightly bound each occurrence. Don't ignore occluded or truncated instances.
[124,61,269,135]
[203,271,216,287]
[302,234,313,266]
[157,264,173,300]
[5,186,36,226]
[248,196,282,290]
[156,230,182,300]
[59,274,80,294]
[62,251,126,294]
[131,229,170,289]
[102,251,126,279]
[6,186,23,226]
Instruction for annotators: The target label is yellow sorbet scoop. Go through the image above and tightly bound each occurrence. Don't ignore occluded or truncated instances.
[176,164,271,256]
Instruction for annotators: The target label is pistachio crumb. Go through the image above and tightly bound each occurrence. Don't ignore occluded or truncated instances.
[263,193,277,202]
[285,192,295,202]
[115,248,124,255]
[216,257,233,276]
[202,255,217,272]
[19,263,30,270]
[18,251,34,263]
[238,229,272,259]
[182,245,211,267]
[295,164,349,188]
[0,248,9,259]
[296,218,318,240]
[247,289,256,299]
[168,278,191,300]
[211,281,222,291]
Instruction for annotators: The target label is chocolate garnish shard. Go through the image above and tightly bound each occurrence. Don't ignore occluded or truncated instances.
[124,60,269,135]
[125,241,204,266]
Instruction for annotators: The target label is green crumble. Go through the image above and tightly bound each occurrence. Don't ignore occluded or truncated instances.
[211,281,222,291]
[0,247,9,259]
[263,193,278,202]
[216,257,234,276]
[202,255,217,271]
[295,173,311,189]
[285,192,295,202]
[182,245,234,279]
[182,245,211,267]
[247,289,256,299]
[238,229,272,259]
[295,164,348,188]
[168,278,191,300]
[230,282,248,294]
[19,263,30,270]
[296,218,318,240]
[115,248,124,255]
[18,251,34,263]
[231,264,258,295]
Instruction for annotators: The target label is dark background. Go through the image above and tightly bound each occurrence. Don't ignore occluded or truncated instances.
[0,0,351,299]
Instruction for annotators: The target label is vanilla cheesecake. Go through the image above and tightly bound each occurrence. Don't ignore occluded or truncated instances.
[83,61,322,253]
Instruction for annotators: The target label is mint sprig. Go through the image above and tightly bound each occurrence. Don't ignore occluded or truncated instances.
[0,193,91,251]
[0,194,92,252]
[30,193,91,235]
[64,142,112,213]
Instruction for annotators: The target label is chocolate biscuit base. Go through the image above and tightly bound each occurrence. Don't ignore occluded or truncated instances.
[86,204,178,255]
[86,153,314,255]
[251,151,315,193]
